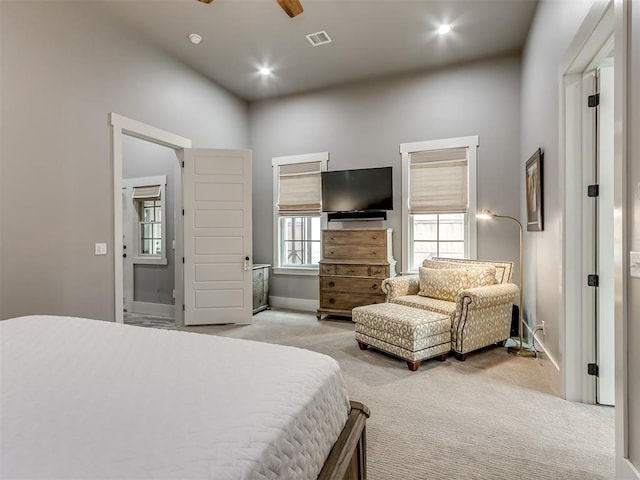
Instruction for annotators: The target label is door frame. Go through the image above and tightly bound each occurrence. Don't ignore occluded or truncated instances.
[560,0,614,404]
[110,113,192,325]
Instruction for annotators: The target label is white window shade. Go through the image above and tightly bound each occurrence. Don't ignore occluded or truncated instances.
[409,147,468,214]
[132,185,161,200]
[277,162,322,215]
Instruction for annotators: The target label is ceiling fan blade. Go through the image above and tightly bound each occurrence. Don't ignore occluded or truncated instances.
[276,0,303,18]
[196,0,214,4]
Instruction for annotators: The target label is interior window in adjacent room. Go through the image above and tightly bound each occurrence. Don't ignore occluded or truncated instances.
[272,152,328,275]
[124,176,167,265]
[400,136,478,272]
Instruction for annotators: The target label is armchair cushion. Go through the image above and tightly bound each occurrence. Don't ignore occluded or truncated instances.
[390,295,457,318]
[418,267,468,302]
[422,259,498,288]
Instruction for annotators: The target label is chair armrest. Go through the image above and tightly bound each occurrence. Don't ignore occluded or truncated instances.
[457,283,519,308]
[381,276,420,301]
[452,283,519,354]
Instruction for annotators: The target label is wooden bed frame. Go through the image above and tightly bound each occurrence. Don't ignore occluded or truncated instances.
[318,401,370,480]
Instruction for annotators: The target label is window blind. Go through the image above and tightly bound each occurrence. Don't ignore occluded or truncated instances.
[409,147,468,214]
[277,161,322,215]
[132,185,161,200]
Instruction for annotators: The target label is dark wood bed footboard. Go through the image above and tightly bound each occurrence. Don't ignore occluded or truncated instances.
[318,400,370,480]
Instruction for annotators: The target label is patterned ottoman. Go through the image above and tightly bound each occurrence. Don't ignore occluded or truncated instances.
[352,303,451,371]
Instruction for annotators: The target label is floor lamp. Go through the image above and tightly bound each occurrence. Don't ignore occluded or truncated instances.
[477,209,534,357]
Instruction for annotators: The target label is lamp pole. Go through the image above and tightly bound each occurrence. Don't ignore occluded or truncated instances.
[478,209,534,357]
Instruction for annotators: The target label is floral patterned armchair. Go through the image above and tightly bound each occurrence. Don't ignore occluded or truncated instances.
[381,258,519,360]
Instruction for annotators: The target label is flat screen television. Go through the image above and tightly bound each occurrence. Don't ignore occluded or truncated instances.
[321,167,393,218]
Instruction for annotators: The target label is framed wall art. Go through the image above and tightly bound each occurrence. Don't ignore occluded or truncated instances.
[525,148,543,231]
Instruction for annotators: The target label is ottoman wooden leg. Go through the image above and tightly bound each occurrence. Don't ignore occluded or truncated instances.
[437,352,449,361]
[357,341,369,350]
[406,360,420,371]
[455,352,468,362]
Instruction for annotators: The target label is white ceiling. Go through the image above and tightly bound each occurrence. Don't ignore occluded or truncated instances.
[100,0,538,101]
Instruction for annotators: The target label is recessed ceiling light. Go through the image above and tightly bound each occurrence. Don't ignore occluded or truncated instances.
[258,67,273,76]
[188,33,202,45]
[437,24,452,35]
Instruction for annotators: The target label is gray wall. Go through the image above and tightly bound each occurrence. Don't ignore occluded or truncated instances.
[122,136,176,306]
[0,1,249,321]
[520,0,594,394]
[250,55,522,302]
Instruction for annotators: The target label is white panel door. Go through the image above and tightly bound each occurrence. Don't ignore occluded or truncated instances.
[183,149,252,326]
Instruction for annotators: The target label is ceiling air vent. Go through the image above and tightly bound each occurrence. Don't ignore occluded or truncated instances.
[306,31,332,47]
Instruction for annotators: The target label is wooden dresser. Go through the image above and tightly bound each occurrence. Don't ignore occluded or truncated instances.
[252,264,270,314]
[317,228,396,320]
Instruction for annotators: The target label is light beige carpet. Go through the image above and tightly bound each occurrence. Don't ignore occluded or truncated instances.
[184,308,615,480]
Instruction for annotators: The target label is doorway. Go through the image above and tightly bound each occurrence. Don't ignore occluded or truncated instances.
[122,136,180,326]
[110,113,191,326]
[561,3,615,405]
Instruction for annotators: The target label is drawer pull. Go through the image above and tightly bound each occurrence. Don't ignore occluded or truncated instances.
[372,251,377,255]
[329,281,335,287]
[329,298,335,304]
[372,236,377,240]
[330,236,335,241]
[372,284,378,290]
[330,251,334,255]
[350,269,355,273]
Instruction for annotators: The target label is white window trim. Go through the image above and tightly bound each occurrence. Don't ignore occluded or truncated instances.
[272,152,329,275]
[122,175,168,266]
[400,136,478,273]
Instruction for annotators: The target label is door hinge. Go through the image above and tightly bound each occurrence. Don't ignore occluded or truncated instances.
[182,209,185,216]
[588,93,600,107]
[587,274,599,287]
[182,304,185,311]
[181,161,185,168]
[182,257,185,264]
[587,184,599,197]
[587,363,599,377]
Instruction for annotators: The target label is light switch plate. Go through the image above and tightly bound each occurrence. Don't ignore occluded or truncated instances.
[631,251,640,278]
[95,243,107,255]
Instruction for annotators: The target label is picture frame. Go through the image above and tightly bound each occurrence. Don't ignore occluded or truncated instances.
[525,148,543,231]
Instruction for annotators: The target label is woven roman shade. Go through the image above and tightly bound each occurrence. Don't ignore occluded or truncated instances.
[132,185,161,200]
[409,147,468,214]
[277,161,322,215]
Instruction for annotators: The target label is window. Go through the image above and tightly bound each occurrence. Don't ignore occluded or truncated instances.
[400,136,478,273]
[272,152,329,275]
[123,175,167,265]
[139,199,162,256]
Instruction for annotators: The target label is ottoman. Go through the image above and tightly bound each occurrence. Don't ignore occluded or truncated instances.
[352,303,451,371]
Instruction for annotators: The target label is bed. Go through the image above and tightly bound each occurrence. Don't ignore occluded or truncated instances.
[0,315,369,480]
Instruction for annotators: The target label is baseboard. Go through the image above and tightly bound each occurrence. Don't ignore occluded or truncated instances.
[269,296,318,313]
[131,301,174,318]
[527,323,562,396]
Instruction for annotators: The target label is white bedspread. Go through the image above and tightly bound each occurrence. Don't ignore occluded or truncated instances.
[0,315,350,479]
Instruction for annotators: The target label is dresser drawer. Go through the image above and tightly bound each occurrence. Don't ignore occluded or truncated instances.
[335,264,370,276]
[319,264,336,275]
[369,265,389,277]
[320,292,386,310]
[323,244,386,260]
[321,277,383,294]
[323,230,386,246]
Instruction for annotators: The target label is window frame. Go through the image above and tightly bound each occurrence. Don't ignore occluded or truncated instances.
[272,152,329,276]
[123,175,168,266]
[400,136,478,273]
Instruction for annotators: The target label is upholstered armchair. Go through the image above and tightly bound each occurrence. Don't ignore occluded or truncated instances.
[381,258,519,360]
